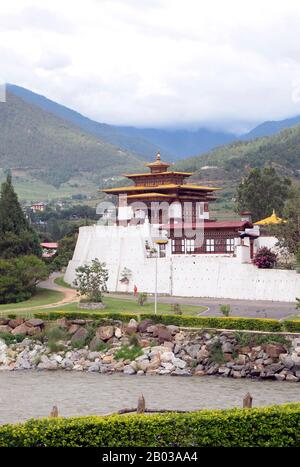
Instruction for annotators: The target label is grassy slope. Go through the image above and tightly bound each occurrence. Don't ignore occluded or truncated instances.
[0,288,64,311]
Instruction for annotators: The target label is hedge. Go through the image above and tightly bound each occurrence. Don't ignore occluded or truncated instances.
[33,311,138,322]
[140,313,297,332]
[0,404,299,447]
[31,311,300,333]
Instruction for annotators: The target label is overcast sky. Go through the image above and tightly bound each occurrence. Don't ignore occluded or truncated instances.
[2,0,300,132]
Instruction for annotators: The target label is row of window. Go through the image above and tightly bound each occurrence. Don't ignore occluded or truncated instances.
[171,238,235,254]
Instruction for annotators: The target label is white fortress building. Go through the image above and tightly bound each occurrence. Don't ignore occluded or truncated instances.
[65,154,300,302]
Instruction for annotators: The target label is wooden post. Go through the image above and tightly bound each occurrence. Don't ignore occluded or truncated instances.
[243,393,253,408]
[50,405,58,417]
[137,395,146,414]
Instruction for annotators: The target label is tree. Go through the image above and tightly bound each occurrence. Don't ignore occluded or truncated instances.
[0,255,48,304]
[0,175,41,258]
[235,168,291,222]
[74,259,108,302]
[48,232,78,272]
[273,188,300,255]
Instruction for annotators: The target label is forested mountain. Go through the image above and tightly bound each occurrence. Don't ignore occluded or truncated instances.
[0,91,144,189]
[242,115,300,140]
[176,124,300,180]
[7,85,237,160]
[7,84,171,161]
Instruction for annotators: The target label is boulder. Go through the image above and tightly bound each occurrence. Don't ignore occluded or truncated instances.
[218,367,231,377]
[0,318,9,325]
[56,318,69,329]
[26,318,44,328]
[264,363,284,374]
[88,363,101,372]
[8,318,25,329]
[96,325,114,341]
[68,324,80,335]
[274,373,286,381]
[114,327,122,339]
[146,325,157,334]
[102,355,113,364]
[27,327,42,336]
[166,325,180,334]
[279,354,295,369]
[160,351,174,363]
[172,357,187,369]
[232,370,242,378]
[71,319,87,325]
[286,373,299,382]
[61,358,74,369]
[71,327,88,344]
[89,336,104,351]
[11,323,29,336]
[0,325,12,333]
[196,348,209,361]
[263,344,286,358]
[126,319,138,335]
[157,327,173,343]
[222,342,233,353]
[37,360,58,370]
[138,319,153,333]
[123,364,136,375]
[185,344,201,359]
[171,369,191,376]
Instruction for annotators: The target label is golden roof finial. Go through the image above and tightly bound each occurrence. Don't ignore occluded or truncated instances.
[156,152,161,161]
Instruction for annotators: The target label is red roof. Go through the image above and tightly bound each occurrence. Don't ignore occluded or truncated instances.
[40,242,58,249]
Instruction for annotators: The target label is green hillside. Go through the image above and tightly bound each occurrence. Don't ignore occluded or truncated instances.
[176,125,300,177]
[175,125,300,218]
[0,92,145,200]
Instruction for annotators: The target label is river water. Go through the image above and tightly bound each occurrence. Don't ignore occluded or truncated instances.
[0,371,299,425]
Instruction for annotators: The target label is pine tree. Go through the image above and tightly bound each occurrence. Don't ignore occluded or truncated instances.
[0,175,41,258]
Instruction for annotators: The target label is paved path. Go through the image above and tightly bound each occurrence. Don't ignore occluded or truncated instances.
[106,293,299,320]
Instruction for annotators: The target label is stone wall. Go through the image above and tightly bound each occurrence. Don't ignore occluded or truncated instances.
[0,317,300,381]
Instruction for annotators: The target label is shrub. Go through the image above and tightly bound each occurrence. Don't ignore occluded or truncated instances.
[220,304,231,317]
[253,247,277,269]
[7,313,16,319]
[137,292,147,306]
[45,324,68,351]
[0,404,300,447]
[0,332,15,345]
[128,333,139,347]
[234,332,291,349]
[171,303,182,315]
[210,342,226,364]
[114,345,143,361]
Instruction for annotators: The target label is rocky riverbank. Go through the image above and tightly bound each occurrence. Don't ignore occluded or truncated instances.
[0,317,300,381]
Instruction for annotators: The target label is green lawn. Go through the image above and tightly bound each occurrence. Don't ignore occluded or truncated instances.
[54,277,74,289]
[18,296,206,316]
[0,288,64,311]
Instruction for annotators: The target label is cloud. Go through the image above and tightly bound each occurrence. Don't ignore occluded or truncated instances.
[1,0,300,131]
[36,50,71,70]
